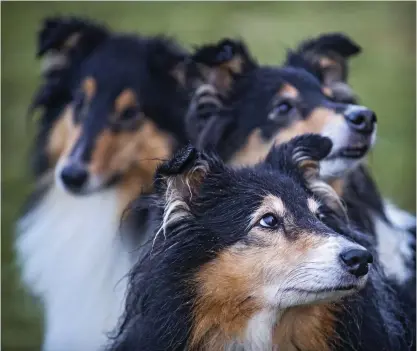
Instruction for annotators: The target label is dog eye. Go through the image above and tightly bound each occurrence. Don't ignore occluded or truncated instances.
[316,212,326,221]
[120,107,139,121]
[259,213,279,228]
[275,101,294,115]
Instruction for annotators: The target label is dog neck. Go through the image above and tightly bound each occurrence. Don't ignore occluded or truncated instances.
[191,303,337,351]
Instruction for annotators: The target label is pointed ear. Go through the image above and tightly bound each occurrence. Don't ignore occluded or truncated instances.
[265,135,345,216]
[147,37,189,86]
[285,33,361,102]
[30,16,109,113]
[191,38,257,96]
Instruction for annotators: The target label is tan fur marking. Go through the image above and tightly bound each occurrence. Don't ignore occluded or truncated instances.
[46,106,72,165]
[230,108,344,166]
[273,303,337,351]
[220,55,244,74]
[330,178,345,197]
[199,55,244,97]
[319,57,338,69]
[319,56,343,85]
[82,77,96,101]
[191,249,263,349]
[115,89,137,114]
[278,83,299,99]
[88,119,174,209]
[322,86,333,98]
[275,108,343,145]
[191,195,329,348]
[230,129,273,166]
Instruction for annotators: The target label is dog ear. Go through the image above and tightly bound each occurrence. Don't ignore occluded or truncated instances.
[285,33,361,103]
[155,145,222,204]
[147,37,190,86]
[30,16,109,114]
[265,134,345,216]
[185,39,256,152]
[265,134,332,178]
[191,38,257,96]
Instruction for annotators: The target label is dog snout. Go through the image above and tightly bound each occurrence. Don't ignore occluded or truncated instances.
[60,163,89,194]
[344,107,377,135]
[339,248,373,277]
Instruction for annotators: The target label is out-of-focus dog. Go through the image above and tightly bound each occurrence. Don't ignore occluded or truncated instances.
[110,136,409,351]
[186,34,416,294]
[16,17,193,351]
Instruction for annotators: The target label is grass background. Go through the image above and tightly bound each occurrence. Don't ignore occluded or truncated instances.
[2,2,415,349]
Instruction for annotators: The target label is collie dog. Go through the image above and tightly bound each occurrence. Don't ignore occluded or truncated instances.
[186,35,415,290]
[110,135,409,350]
[16,17,192,350]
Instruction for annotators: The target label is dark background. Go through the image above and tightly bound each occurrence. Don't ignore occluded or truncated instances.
[2,2,416,349]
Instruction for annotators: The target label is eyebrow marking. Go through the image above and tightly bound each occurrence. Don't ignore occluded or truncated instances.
[115,89,137,114]
[82,77,96,101]
[277,83,299,99]
[307,198,320,214]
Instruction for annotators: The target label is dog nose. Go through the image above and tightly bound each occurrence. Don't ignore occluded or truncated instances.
[344,108,377,135]
[339,248,373,277]
[60,164,89,193]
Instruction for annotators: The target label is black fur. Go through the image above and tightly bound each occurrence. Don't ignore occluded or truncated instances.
[110,136,410,351]
[29,16,193,178]
[186,35,416,347]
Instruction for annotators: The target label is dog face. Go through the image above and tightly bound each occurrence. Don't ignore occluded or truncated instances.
[30,17,189,194]
[157,137,371,310]
[187,36,376,180]
[117,135,372,349]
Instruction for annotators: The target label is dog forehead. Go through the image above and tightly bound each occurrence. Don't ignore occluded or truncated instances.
[230,169,309,203]
[79,39,148,91]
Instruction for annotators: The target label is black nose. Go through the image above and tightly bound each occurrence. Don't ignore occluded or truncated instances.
[339,248,373,277]
[344,108,377,134]
[60,164,89,193]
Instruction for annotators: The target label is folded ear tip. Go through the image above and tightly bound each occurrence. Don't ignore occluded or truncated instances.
[157,144,199,178]
[291,134,333,160]
[321,136,333,155]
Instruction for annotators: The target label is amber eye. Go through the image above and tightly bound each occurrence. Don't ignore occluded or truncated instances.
[259,213,279,228]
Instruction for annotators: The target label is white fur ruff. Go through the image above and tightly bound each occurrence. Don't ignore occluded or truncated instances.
[16,185,132,351]
[383,200,416,231]
[374,211,414,285]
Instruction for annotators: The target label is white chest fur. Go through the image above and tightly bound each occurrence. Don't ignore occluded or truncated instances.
[374,209,414,285]
[16,186,133,351]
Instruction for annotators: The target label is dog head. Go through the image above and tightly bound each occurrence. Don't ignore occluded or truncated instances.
[114,135,372,350]
[285,32,362,104]
[186,36,375,180]
[30,17,190,195]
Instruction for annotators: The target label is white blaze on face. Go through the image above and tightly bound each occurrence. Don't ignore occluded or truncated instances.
[319,105,376,179]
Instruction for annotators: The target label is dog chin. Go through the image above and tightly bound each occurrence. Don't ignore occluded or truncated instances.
[265,279,366,309]
[319,156,363,180]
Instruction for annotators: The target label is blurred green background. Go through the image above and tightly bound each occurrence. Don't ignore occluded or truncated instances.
[2,1,415,349]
